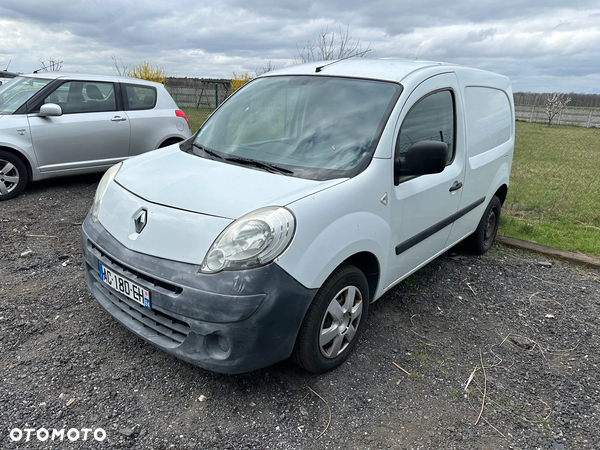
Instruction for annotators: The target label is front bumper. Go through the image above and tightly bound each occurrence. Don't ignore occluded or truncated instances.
[81,211,317,374]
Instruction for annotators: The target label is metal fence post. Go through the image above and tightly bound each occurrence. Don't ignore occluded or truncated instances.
[215,84,219,108]
[529,105,535,123]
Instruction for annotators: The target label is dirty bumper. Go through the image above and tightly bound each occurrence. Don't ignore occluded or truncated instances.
[81,211,317,374]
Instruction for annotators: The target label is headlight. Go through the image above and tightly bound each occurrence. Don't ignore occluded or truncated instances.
[92,162,122,222]
[200,207,295,273]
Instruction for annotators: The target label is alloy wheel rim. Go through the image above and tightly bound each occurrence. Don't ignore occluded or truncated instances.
[0,159,20,195]
[319,285,363,359]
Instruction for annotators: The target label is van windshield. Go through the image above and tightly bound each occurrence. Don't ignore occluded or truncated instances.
[188,76,401,180]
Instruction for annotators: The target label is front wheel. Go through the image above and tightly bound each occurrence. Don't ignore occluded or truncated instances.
[0,150,28,201]
[467,195,502,255]
[292,264,370,373]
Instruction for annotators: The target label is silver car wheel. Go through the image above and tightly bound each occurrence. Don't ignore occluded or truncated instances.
[319,285,364,359]
[0,159,20,195]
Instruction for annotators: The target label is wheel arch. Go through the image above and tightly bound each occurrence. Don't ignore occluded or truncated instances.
[494,184,508,205]
[0,146,33,181]
[343,252,380,303]
[158,137,184,149]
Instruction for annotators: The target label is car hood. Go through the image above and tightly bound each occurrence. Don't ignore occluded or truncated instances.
[115,146,345,219]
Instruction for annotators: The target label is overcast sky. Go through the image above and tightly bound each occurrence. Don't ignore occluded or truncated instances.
[1,0,599,93]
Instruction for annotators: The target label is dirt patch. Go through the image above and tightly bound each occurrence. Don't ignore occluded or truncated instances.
[1,176,599,449]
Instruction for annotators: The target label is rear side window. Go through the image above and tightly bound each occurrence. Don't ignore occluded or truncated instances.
[464,87,512,157]
[396,90,455,163]
[123,84,157,110]
[42,81,116,114]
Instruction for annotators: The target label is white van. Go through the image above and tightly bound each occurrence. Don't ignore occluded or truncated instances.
[81,59,514,374]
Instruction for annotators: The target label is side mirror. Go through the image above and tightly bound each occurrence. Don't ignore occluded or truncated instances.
[38,103,63,117]
[394,140,448,185]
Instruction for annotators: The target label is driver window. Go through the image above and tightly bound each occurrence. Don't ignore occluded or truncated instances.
[396,90,455,163]
[43,81,116,114]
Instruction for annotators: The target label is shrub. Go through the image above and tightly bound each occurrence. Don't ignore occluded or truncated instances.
[127,62,166,84]
[230,72,250,92]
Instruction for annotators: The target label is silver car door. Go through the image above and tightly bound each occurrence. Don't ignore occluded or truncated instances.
[27,80,131,173]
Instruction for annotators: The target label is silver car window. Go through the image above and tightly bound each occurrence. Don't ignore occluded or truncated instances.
[42,81,117,114]
[0,77,51,114]
[123,85,157,110]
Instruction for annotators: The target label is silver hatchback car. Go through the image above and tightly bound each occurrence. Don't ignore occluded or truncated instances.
[0,73,191,200]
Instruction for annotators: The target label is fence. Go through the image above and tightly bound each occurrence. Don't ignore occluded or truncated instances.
[515,105,600,128]
[514,92,600,108]
[165,79,600,130]
[164,78,231,109]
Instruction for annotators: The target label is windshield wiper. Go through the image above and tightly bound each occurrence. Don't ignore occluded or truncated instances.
[225,157,294,175]
[191,144,293,175]
[192,143,225,161]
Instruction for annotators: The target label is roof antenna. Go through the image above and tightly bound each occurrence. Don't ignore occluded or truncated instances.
[315,49,371,73]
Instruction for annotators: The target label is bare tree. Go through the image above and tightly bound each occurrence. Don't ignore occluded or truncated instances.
[295,26,370,64]
[546,93,571,126]
[413,46,422,60]
[255,60,276,76]
[37,57,63,72]
[111,54,129,77]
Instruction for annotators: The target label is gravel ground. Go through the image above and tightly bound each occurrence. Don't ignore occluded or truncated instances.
[1,175,599,450]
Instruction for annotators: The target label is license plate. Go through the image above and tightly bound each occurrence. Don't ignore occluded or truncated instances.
[99,262,151,309]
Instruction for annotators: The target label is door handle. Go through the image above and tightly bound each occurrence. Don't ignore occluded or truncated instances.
[449,181,463,192]
[111,116,127,122]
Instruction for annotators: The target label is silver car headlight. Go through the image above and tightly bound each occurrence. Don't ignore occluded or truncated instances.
[200,207,296,273]
[92,162,122,222]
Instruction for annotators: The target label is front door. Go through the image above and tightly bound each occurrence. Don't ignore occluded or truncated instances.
[383,73,466,291]
[27,80,131,173]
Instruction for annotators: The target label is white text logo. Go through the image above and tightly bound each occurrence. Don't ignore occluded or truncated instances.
[9,428,107,442]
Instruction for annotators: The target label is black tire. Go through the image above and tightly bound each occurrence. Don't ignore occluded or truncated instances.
[467,195,502,255]
[0,150,28,201]
[292,263,370,373]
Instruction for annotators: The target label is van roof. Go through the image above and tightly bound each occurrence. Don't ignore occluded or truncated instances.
[262,58,454,82]
[261,58,509,89]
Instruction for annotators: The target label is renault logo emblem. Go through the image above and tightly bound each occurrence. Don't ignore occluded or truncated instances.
[134,209,148,234]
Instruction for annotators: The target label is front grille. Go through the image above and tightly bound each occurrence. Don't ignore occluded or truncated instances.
[90,243,182,295]
[86,241,190,347]
[97,280,190,346]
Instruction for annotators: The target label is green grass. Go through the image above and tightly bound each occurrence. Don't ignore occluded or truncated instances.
[500,121,600,255]
[180,107,214,133]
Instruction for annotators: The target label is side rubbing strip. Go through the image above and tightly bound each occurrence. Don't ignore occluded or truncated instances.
[395,197,486,255]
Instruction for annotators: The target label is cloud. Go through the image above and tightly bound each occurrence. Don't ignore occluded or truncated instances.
[0,0,599,92]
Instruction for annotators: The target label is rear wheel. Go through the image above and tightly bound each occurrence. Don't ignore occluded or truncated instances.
[0,150,28,201]
[292,264,369,373]
[467,195,502,255]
